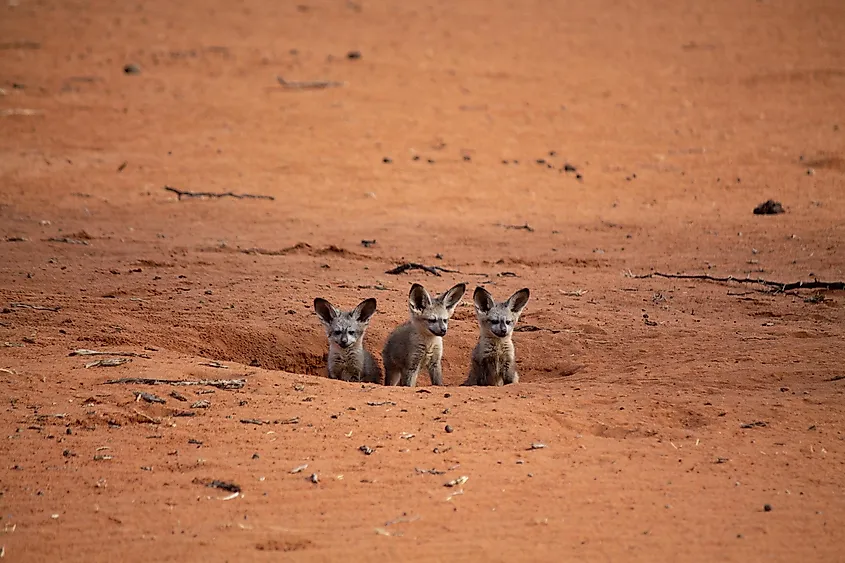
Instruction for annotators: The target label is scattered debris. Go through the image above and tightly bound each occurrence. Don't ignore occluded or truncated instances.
[310,473,319,484]
[0,108,42,116]
[173,410,195,417]
[93,454,113,461]
[361,239,377,248]
[385,263,460,276]
[199,361,228,369]
[277,417,300,425]
[70,349,150,359]
[529,443,547,450]
[415,467,446,475]
[135,392,165,404]
[367,401,396,407]
[498,223,535,233]
[240,418,267,425]
[10,302,60,312]
[46,237,89,245]
[385,513,420,526]
[444,476,468,488]
[347,50,362,60]
[85,358,131,368]
[191,400,210,409]
[164,185,275,201]
[763,504,772,512]
[104,377,245,390]
[205,480,241,493]
[740,421,768,429]
[277,76,345,90]
[290,464,308,474]
[753,200,785,215]
[123,63,141,75]
[715,457,730,464]
[359,445,374,455]
[169,391,188,402]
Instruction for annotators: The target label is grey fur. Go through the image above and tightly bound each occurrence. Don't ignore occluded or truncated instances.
[314,297,382,384]
[382,282,466,387]
[463,286,530,386]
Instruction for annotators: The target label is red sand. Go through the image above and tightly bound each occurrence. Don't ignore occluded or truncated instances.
[1,0,844,561]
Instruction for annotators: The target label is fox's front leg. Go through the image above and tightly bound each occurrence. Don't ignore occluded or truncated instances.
[427,353,444,386]
[503,358,519,384]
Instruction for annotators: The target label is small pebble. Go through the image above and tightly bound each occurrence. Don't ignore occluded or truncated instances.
[252,453,260,460]
[346,50,361,60]
[123,63,141,75]
[382,157,392,164]
[764,504,772,512]
[445,425,454,433]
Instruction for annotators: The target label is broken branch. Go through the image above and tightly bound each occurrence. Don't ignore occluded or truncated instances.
[164,185,275,201]
[631,271,845,292]
[385,263,461,276]
[10,302,60,312]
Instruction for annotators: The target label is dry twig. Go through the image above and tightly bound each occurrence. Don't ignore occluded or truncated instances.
[10,302,60,312]
[385,263,460,276]
[277,76,345,90]
[70,349,150,359]
[164,185,275,201]
[630,271,845,292]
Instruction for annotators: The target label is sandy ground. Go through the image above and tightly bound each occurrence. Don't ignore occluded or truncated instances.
[1,0,845,561]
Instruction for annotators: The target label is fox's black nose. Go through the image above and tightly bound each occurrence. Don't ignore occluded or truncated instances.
[492,327,508,337]
[432,327,447,337]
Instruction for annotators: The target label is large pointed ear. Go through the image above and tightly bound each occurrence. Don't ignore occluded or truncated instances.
[408,284,432,314]
[441,282,467,314]
[353,298,377,324]
[506,288,530,315]
[314,298,339,325]
[473,286,495,313]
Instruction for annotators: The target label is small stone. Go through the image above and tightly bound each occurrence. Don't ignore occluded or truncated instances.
[764,504,772,512]
[445,425,453,433]
[252,453,260,460]
[123,63,141,75]
[346,50,362,60]
[463,155,471,162]
[382,157,392,164]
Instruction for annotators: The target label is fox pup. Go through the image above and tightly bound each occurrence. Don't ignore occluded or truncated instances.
[464,286,530,386]
[382,282,466,387]
[314,297,382,384]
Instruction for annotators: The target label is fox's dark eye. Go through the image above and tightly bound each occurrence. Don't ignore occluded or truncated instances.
[506,320,513,325]
[428,318,437,323]
[332,330,342,336]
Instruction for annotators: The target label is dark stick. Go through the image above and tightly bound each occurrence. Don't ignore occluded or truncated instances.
[498,223,535,232]
[164,186,275,201]
[634,272,845,292]
[385,263,462,276]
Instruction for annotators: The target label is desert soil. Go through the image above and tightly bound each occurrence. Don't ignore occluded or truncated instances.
[1,0,845,561]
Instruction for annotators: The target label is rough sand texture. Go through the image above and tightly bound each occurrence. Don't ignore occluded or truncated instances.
[1,0,845,561]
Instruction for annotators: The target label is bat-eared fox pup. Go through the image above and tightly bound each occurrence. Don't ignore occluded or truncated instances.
[314,297,382,384]
[382,282,466,387]
[463,286,530,386]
